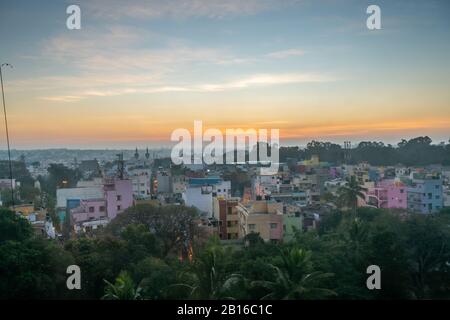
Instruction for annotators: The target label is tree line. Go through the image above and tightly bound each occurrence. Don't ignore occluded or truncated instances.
[1,203,449,300]
[279,136,450,166]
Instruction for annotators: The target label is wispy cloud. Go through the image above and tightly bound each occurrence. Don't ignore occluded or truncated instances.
[39,95,83,103]
[266,49,305,59]
[195,73,332,92]
[83,0,303,20]
[39,72,334,101]
[15,23,317,103]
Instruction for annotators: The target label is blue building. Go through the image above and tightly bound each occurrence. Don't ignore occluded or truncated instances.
[407,175,443,214]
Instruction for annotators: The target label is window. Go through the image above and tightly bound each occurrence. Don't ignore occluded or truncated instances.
[270,223,278,229]
[117,195,122,201]
[99,206,105,212]
[117,205,121,211]
[89,206,95,213]
[400,189,404,193]
[435,185,440,189]
[249,224,256,230]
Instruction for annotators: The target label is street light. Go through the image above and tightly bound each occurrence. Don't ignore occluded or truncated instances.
[0,63,14,207]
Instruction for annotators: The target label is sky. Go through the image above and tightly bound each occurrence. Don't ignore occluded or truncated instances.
[0,0,449,149]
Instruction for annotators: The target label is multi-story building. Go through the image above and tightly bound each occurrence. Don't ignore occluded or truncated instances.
[57,177,133,232]
[407,174,443,214]
[253,173,280,198]
[364,179,407,209]
[156,169,172,194]
[183,177,231,217]
[237,200,283,243]
[213,197,240,240]
[128,168,152,199]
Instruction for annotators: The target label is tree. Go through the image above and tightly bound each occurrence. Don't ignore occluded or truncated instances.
[404,214,450,299]
[107,204,200,258]
[337,176,367,212]
[251,247,336,299]
[171,238,242,299]
[0,208,32,243]
[132,257,176,299]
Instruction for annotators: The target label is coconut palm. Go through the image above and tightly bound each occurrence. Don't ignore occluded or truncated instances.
[169,244,242,299]
[251,247,336,300]
[337,175,367,212]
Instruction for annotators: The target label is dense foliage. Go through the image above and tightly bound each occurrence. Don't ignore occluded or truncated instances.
[1,205,449,300]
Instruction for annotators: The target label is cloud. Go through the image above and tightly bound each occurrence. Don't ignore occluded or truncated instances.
[196,73,332,91]
[39,72,334,101]
[41,26,226,73]
[39,95,83,102]
[266,49,305,59]
[14,23,316,102]
[83,0,302,20]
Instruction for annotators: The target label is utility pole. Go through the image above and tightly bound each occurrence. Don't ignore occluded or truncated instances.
[0,63,14,207]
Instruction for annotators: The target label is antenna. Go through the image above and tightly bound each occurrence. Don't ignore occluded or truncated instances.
[344,141,351,164]
[116,152,124,179]
[0,63,14,207]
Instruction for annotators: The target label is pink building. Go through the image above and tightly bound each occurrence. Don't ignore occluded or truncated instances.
[71,199,107,224]
[70,178,133,228]
[104,178,134,220]
[364,179,407,209]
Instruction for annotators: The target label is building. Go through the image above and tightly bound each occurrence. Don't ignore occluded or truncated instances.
[407,174,443,214]
[0,178,17,190]
[128,168,152,199]
[213,197,240,240]
[57,177,133,232]
[183,177,231,217]
[172,175,186,197]
[364,179,407,209]
[237,200,283,243]
[156,169,172,194]
[70,198,108,232]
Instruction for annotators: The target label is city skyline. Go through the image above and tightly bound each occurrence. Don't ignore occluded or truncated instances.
[1,0,449,149]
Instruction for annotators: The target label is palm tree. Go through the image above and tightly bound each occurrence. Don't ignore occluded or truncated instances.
[169,244,242,299]
[337,175,367,212]
[102,271,142,300]
[251,247,336,300]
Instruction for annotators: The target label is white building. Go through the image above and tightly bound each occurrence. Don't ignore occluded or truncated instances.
[56,186,104,208]
[183,178,231,217]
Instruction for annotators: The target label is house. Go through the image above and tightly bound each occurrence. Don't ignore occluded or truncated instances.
[237,200,283,243]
